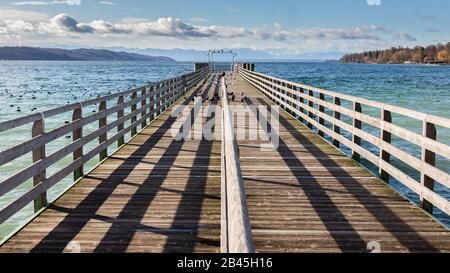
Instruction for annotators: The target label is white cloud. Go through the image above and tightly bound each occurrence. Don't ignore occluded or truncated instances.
[0,12,420,54]
[46,13,94,33]
[367,0,381,6]
[23,14,390,41]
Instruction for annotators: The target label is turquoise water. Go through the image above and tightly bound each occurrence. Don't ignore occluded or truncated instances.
[0,61,449,240]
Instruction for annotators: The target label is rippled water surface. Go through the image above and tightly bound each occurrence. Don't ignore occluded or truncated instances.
[0,61,449,240]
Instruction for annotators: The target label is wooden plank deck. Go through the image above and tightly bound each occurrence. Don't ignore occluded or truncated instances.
[1,72,449,253]
[0,74,222,253]
[227,73,450,253]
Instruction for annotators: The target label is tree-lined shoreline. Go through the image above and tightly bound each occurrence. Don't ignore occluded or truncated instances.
[0,47,175,62]
[341,42,450,64]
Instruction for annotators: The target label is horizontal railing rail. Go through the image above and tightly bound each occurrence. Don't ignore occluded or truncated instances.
[238,65,450,217]
[220,75,254,253]
[0,67,208,225]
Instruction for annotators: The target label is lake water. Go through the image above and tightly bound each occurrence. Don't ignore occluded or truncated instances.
[0,61,449,240]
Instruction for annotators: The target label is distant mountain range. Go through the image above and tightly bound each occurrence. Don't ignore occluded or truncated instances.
[103,47,344,62]
[0,46,344,62]
[0,47,175,61]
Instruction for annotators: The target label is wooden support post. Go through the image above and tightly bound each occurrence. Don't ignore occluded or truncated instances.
[169,80,174,106]
[274,82,278,106]
[299,88,305,123]
[352,102,362,162]
[271,79,277,105]
[168,82,173,105]
[318,93,325,137]
[141,88,147,129]
[165,82,170,110]
[161,83,167,112]
[333,97,341,148]
[117,95,125,147]
[160,84,166,113]
[421,121,436,213]
[379,109,392,182]
[292,87,299,120]
[32,115,47,212]
[149,87,155,121]
[287,84,293,115]
[172,83,177,102]
[99,100,108,161]
[308,90,314,129]
[157,83,165,116]
[281,82,287,111]
[131,91,138,136]
[178,81,182,98]
[155,88,160,117]
[73,104,83,181]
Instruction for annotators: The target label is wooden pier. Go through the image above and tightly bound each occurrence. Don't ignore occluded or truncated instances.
[0,64,449,253]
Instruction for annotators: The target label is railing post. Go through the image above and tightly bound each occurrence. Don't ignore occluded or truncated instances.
[161,83,165,113]
[308,90,314,129]
[73,104,83,181]
[32,114,47,212]
[131,91,138,137]
[292,86,300,121]
[352,102,362,162]
[117,95,125,147]
[274,81,279,106]
[99,100,108,161]
[299,88,305,123]
[168,81,174,105]
[177,80,183,100]
[155,85,161,117]
[318,93,325,137]
[287,84,293,115]
[141,88,147,129]
[379,108,392,182]
[161,82,167,112]
[269,78,274,101]
[169,80,175,105]
[421,120,436,213]
[149,87,155,121]
[164,82,169,111]
[333,97,341,148]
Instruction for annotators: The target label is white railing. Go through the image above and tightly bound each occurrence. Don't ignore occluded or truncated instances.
[220,75,255,253]
[239,66,450,216]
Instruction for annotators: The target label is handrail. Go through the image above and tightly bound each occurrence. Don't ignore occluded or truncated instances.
[238,65,450,216]
[0,67,208,225]
[220,75,255,253]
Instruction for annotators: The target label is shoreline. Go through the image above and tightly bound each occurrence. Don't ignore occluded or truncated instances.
[340,62,450,66]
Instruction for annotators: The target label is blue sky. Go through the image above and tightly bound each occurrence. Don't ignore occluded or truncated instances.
[0,0,449,59]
